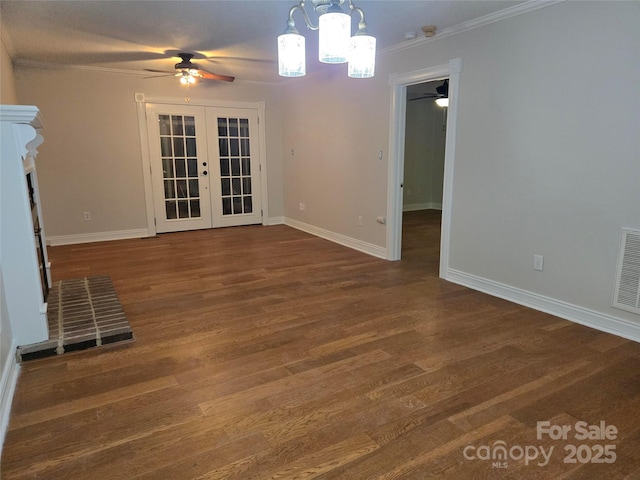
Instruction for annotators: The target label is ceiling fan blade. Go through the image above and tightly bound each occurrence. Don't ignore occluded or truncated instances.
[409,94,439,102]
[197,69,235,82]
[204,56,275,65]
[144,74,175,79]
[144,68,176,74]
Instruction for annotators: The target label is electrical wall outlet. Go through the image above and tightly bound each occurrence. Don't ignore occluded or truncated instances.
[533,254,544,271]
[299,203,305,211]
[83,211,91,221]
[358,216,363,226]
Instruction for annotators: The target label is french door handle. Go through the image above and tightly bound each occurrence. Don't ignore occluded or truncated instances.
[201,171,208,176]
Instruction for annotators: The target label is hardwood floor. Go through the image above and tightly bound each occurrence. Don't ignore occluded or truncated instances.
[3,210,640,479]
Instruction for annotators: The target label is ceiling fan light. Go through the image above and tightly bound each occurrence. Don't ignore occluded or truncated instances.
[435,97,449,108]
[179,72,196,85]
[348,34,376,78]
[278,32,306,77]
[318,9,350,63]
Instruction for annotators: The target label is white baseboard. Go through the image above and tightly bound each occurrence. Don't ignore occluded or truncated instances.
[285,218,387,259]
[403,202,442,212]
[267,216,285,226]
[446,268,640,342]
[0,341,20,454]
[47,228,150,246]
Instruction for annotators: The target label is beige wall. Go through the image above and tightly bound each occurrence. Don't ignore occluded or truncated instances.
[280,1,640,324]
[15,67,284,238]
[281,68,390,246]
[0,38,18,104]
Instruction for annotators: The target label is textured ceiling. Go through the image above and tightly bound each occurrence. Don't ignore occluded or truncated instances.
[1,1,525,83]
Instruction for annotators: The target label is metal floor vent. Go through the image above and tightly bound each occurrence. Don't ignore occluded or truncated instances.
[613,229,640,315]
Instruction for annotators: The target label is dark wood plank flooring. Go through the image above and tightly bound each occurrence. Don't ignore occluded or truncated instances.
[3,210,640,479]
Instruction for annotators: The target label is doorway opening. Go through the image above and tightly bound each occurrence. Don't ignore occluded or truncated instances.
[401,80,448,270]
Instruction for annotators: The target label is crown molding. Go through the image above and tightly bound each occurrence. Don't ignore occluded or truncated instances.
[0,105,43,128]
[380,0,565,57]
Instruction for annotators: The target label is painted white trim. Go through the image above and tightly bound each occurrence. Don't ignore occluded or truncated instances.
[386,80,407,261]
[285,218,387,259]
[47,229,149,246]
[403,203,442,212]
[387,59,462,278]
[446,268,640,343]
[0,105,44,128]
[134,95,157,237]
[257,102,269,226]
[0,341,20,454]
[136,93,263,111]
[381,0,564,58]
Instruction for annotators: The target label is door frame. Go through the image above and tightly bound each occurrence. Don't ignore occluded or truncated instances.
[135,93,269,236]
[386,58,461,279]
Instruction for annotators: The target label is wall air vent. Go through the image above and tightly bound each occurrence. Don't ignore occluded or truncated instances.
[613,229,640,315]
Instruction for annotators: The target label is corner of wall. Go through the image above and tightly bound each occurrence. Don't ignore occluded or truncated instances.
[0,36,19,105]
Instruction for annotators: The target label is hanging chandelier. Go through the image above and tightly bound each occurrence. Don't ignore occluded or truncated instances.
[278,0,376,78]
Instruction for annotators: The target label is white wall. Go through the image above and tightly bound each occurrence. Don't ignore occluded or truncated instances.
[403,97,445,210]
[281,1,640,330]
[15,67,284,239]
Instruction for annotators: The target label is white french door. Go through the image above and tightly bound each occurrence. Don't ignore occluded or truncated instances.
[206,108,262,227]
[146,103,262,233]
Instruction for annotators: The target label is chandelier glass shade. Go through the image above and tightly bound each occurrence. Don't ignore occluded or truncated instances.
[278,31,306,77]
[318,8,351,63]
[278,0,375,78]
[348,32,376,78]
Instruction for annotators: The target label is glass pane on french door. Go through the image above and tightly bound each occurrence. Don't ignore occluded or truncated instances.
[217,117,253,216]
[159,114,201,220]
[207,108,262,227]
